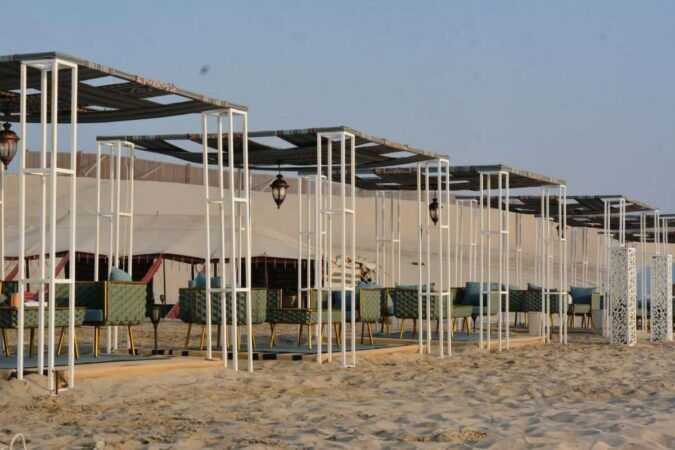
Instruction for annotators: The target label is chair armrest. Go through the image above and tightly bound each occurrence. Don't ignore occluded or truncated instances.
[591,292,603,310]
[360,288,383,322]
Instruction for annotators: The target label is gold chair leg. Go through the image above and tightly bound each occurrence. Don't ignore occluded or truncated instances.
[298,324,303,346]
[269,323,276,348]
[216,325,221,349]
[74,330,80,359]
[57,327,66,356]
[29,328,35,358]
[333,323,341,348]
[367,322,374,345]
[412,319,417,336]
[1,328,9,357]
[185,323,192,348]
[307,324,312,350]
[199,325,206,350]
[435,320,440,334]
[360,322,365,344]
[251,327,256,350]
[237,327,241,352]
[399,319,406,339]
[128,326,136,355]
[94,327,99,358]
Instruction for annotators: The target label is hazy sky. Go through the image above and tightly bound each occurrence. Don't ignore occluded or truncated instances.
[4,1,675,210]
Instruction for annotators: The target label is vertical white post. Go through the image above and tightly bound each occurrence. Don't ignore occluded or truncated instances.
[17,62,27,381]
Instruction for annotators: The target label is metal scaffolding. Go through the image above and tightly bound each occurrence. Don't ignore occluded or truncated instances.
[538,186,568,344]
[201,108,253,372]
[315,131,356,367]
[478,170,510,351]
[94,141,135,353]
[375,191,401,287]
[454,199,478,288]
[17,57,78,392]
[602,198,626,338]
[416,159,452,357]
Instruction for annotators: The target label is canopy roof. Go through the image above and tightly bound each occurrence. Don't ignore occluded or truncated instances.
[359,164,565,191]
[97,126,447,189]
[459,193,661,242]
[0,51,245,123]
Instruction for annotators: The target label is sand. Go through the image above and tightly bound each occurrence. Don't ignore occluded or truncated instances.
[0,321,673,449]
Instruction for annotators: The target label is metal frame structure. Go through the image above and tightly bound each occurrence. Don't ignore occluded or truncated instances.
[538,186,568,344]
[478,171,510,351]
[417,159,452,357]
[454,199,478,288]
[94,141,135,352]
[201,108,252,372]
[601,198,626,338]
[17,57,78,392]
[375,191,401,287]
[314,131,356,367]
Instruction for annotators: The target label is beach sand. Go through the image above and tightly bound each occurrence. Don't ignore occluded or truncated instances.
[0,320,673,449]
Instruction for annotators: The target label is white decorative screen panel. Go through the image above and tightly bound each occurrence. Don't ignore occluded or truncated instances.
[609,247,637,345]
[651,255,673,342]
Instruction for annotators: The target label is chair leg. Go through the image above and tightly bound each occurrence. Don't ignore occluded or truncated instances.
[199,325,206,350]
[1,328,9,357]
[57,327,66,356]
[334,323,341,348]
[127,326,136,355]
[74,330,80,359]
[367,322,374,346]
[269,323,276,348]
[399,319,407,339]
[435,319,440,334]
[237,328,241,352]
[298,324,303,347]
[386,318,390,336]
[307,324,312,350]
[29,328,35,358]
[184,323,192,348]
[251,327,256,350]
[216,325,221,349]
[94,327,100,358]
[360,322,365,344]
[412,319,417,336]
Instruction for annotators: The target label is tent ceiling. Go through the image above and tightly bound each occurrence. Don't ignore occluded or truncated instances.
[0,52,245,123]
[97,126,447,189]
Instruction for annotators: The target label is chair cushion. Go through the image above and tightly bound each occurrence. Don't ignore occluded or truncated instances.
[572,304,591,314]
[85,309,104,323]
[110,267,132,281]
[570,286,595,305]
[187,279,197,288]
[462,282,501,306]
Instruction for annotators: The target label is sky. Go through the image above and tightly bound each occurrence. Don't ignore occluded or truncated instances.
[3,0,675,210]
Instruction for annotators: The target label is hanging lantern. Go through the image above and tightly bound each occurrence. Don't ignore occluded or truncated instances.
[429,197,440,225]
[0,114,19,169]
[270,163,289,209]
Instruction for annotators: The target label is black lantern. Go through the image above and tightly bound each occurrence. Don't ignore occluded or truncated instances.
[429,197,440,225]
[270,164,289,209]
[0,113,19,169]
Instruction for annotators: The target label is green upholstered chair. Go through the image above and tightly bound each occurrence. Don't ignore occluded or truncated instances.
[351,287,384,344]
[390,288,440,339]
[0,306,86,357]
[55,281,147,356]
[266,289,342,349]
[178,287,267,350]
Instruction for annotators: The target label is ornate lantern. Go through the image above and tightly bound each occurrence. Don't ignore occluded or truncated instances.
[0,114,19,169]
[429,197,439,225]
[270,163,289,209]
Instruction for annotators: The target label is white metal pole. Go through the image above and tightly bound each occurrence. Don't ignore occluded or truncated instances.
[17,62,27,381]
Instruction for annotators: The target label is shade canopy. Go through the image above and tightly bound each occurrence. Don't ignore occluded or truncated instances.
[360,164,565,191]
[97,126,447,189]
[460,194,661,242]
[0,51,245,123]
